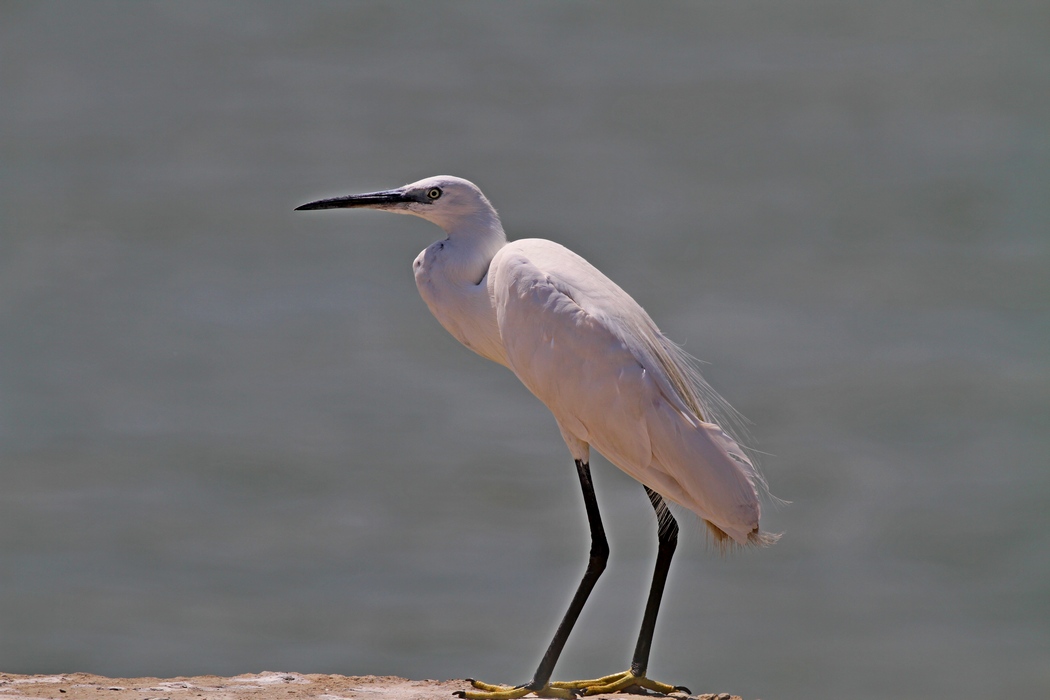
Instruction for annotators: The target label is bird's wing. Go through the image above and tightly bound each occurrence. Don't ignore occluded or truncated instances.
[490,242,653,471]
[489,240,765,545]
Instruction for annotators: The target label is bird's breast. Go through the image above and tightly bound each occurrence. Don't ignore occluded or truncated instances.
[413,244,509,368]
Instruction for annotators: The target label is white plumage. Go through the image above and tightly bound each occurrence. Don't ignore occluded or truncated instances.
[297,175,775,698]
[490,238,769,545]
[352,175,772,546]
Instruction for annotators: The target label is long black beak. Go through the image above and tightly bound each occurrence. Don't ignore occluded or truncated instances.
[295,189,408,211]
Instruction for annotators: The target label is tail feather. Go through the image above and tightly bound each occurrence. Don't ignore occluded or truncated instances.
[703,519,781,552]
[645,395,777,547]
[627,323,780,547]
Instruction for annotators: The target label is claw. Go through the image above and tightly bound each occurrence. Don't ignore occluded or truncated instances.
[550,670,688,696]
[456,679,577,700]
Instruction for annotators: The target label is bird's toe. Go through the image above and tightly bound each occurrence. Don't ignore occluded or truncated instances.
[551,670,689,697]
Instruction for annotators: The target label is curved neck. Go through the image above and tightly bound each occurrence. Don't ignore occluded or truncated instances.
[439,207,508,285]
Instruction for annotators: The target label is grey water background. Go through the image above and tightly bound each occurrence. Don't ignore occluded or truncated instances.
[2,2,1047,699]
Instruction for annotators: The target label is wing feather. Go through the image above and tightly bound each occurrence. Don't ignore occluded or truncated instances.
[490,240,774,547]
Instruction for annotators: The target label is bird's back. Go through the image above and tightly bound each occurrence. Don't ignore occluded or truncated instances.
[489,239,773,547]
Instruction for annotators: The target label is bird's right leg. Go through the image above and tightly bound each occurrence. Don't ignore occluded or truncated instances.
[456,459,609,700]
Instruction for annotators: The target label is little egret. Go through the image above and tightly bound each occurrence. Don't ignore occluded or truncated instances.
[296,176,776,699]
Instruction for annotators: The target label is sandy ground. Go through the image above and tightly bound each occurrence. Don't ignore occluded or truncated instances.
[0,673,744,700]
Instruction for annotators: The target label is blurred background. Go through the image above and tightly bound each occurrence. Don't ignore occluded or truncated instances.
[1,2,1047,699]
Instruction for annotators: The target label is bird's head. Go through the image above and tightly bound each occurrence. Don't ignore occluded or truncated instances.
[296,175,502,236]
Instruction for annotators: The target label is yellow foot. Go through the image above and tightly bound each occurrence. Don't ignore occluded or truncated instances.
[455,678,578,700]
[550,670,690,696]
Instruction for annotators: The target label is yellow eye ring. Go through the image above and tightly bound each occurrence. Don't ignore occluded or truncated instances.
[426,187,442,200]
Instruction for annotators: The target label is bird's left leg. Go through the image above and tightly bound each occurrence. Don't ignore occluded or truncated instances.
[550,487,690,697]
[456,459,609,700]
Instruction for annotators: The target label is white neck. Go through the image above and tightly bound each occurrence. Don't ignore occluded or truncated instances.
[441,208,507,285]
[412,206,509,367]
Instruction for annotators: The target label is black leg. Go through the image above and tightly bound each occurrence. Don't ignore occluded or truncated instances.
[629,486,679,678]
[456,472,688,699]
[526,459,609,690]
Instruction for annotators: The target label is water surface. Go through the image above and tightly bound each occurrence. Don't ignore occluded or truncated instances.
[1,3,1047,699]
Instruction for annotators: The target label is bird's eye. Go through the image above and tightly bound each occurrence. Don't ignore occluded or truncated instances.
[426,187,442,200]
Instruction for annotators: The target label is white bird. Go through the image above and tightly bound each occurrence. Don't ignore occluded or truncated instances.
[296,176,776,700]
